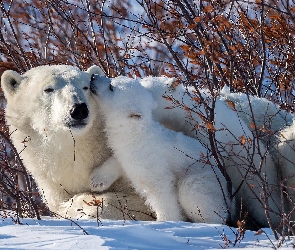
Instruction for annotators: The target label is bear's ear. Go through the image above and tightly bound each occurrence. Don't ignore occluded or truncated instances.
[1,70,23,98]
[86,65,105,76]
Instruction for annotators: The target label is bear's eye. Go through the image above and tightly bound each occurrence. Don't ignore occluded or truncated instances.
[44,88,54,93]
[83,86,89,91]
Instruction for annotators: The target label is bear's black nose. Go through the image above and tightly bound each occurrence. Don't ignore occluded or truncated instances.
[71,103,89,120]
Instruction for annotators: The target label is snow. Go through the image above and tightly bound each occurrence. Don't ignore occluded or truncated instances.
[0,216,293,249]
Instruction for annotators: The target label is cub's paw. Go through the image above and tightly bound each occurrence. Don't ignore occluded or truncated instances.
[89,157,122,192]
[90,174,113,192]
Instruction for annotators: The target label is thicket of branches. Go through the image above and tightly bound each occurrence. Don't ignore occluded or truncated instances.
[1,0,295,243]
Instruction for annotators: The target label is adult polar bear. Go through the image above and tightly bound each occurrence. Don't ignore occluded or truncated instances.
[1,64,280,227]
[1,65,153,220]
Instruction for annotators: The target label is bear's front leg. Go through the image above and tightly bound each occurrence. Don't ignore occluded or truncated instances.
[90,156,123,192]
[131,174,185,221]
[146,187,185,221]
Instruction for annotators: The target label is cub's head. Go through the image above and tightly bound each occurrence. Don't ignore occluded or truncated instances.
[1,65,104,136]
[91,76,157,123]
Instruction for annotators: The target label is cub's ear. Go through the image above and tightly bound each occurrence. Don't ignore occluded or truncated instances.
[1,70,23,98]
[86,65,105,76]
[90,75,111,95]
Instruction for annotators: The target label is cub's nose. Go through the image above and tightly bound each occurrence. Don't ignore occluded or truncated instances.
[70,103,89,120]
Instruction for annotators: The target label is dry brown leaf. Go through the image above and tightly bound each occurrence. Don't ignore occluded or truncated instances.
[239,135,247,145]
[225,100,236,110]
[250,122,257,129]
[205,122,216,131]
[254,229,263,236]
[163,95,173,102]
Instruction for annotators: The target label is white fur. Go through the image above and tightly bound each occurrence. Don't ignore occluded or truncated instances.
[219,86,293,132]
[1,65,151,219]
[220,87,295,219]
[139,77,281,227]
[91,76,231,223]
[1,64,281,226]
[219,86,293,147]
[278,125,295,202]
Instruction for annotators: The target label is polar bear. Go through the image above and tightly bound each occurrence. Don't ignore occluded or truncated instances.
[85,74,280,227]
[137,76,281,227]
[219,86,293,144]
[277,124,295,202]
[1,64,281,227]
[1,65,153,220]
[219,88,295,219]
[90,76,231,223]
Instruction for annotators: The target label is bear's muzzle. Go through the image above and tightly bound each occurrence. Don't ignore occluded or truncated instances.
[70,103,89,121]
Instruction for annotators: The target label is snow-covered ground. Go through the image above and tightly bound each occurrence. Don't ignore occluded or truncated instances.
[0,216,293,249]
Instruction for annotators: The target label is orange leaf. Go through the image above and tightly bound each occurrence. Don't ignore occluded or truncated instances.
[225,100,236,110]
[250,122,257,129]
[203,5,213,13]
[197,50,206,56]
[188,23,197,29]
[205,122,216,131]
[254,229,263,236]
[163,95,173,102]
[183,104,190,112]
[180,45,191,52]
[237,220,245,228]
[191,97,201,104]
[239,135,247,145]
[193,16,202,23]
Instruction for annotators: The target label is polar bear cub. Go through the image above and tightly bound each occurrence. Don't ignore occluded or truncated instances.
[91,76,231,223]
